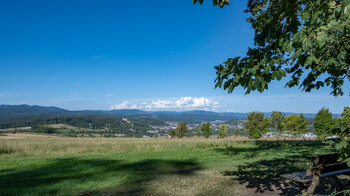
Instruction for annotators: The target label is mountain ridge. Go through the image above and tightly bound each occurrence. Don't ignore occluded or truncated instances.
[0,104,334,122]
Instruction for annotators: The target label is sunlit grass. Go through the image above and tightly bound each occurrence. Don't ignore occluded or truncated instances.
[0,135,332,195]
[0,136,254,157]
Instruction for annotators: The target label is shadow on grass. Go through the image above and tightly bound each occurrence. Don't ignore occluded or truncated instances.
[216,140,336,195]
[0,157,202,195]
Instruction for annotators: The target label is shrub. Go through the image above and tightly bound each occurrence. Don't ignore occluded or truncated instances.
[33,126,56,134]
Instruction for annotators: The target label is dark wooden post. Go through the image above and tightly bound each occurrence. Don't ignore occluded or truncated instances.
[306,156,323,194]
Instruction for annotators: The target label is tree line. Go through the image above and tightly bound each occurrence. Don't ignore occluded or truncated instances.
[169,106,349,140]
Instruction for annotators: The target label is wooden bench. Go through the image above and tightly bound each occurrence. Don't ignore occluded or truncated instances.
[280,153,350,194]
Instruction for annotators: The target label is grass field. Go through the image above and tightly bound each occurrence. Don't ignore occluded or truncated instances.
[0,135,335,195]
[0,124,127,138]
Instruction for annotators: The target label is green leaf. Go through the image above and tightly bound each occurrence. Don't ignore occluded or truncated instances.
[233,75,240,82]
[301,12,310,20]
[279,70,286,77]
[286,42,294,53]
[294,48,303,59]
[276,72,282,81]
[264,66,270,74]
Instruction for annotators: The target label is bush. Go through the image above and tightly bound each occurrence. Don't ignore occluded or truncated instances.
[33,126,56,134]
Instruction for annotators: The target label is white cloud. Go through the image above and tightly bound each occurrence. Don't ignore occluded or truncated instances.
[110,97,220,111]
[110,101,138,110]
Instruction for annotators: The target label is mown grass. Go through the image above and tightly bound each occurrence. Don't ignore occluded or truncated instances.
[0,136,333,195]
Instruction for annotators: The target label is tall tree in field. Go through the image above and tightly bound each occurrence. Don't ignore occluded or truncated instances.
[201,122,211,138]
[285,114,308,136]
[234,128,239,137]
[176,122,188,138]
[313,108,336,139]
[244,112,269,139]
[169,129,176,138]
[193,0,350,96]
[218,124,228,138]
[269,111,286,134]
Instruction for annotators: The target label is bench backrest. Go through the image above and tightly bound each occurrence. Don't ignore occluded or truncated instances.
[305,153,349,177]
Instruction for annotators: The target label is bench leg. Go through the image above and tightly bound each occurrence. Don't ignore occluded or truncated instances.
[331,176,344,190]
[306,175,320,195]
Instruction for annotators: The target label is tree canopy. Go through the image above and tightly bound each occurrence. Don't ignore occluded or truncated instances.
[313,108,336,139]
[326,107,350,164]
[201,122,211,138]
[193,0,350,96]
[285,114,308,136]
[269,111,286,134]
[176,122,188,138]
[218,124,228,138]
[244,112,269,139]
[339,106,350,131]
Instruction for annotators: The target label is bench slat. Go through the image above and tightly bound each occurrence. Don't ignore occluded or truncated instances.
[322,163,349,174]
[312,153,339,165]
[280,168,350,183]
[321,168,350,178]
[281,172,312,183]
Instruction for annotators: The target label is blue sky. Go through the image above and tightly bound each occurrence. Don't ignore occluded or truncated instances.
[0,0,348,113]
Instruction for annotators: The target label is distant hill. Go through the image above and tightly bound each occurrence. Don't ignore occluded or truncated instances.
[0,104,332,123]
[0,104,71,122]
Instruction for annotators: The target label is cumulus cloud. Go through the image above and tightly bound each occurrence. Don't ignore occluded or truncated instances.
[110,97,220,111]
[110,101,138,110]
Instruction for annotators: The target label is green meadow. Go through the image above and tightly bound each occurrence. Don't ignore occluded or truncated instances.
[0,136,333,195]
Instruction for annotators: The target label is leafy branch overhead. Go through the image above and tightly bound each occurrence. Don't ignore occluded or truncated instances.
[194,0,350,96]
